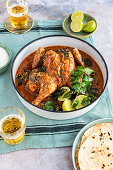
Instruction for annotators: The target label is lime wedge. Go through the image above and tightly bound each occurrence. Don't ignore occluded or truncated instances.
[83,20,96,32]
[70,20,83,32]
[72,95,88,109]
[71,11,84,21]
[62,99,73,111]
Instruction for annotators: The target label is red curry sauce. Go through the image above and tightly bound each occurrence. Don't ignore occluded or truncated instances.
[15,46,104,109]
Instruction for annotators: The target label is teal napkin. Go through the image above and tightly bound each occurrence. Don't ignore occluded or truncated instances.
[0,20,112,154]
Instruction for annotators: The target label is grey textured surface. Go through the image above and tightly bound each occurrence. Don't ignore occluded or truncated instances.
[0,0,113,170]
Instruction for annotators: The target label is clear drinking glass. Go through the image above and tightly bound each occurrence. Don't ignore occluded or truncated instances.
[6,0,28,29]
[0,107,25,145]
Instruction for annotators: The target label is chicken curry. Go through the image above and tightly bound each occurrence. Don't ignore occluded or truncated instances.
[15,46,104,111]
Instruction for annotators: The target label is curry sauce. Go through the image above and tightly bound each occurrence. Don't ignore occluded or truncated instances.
[15,46,104,111]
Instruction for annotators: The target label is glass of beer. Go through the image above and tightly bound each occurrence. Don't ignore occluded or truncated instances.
[6,0,28,29]
[0,107,26,145]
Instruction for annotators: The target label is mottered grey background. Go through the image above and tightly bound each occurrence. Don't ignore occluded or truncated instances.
[0,0,113,170]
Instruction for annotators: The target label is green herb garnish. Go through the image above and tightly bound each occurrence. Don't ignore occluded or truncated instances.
[16,74,23,86]
[84,58,92,66]
[71,66,94,94]
[59,49,70,58]
[54,104,60,111]
[84,68,94,75]
[89,87,97,93]
[24,69,30,80]
[53,87,72,101]
[81,97,91,106]
[41,66,46,72]
[88,92,94,100]
[71,100,79,108]
[53,88,66,99]
[87,87,98,101]
[43,101,54,111]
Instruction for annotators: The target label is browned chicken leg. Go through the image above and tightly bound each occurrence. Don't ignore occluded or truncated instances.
[32,47,45,69]
[25,69,40,94]
[32,72,57,106]
[72,48,85,66]
[26,70,57,106]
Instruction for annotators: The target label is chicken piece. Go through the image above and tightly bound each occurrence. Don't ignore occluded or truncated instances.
[72,48,85,66]
[43,49,75,87]
[26,69,57,106]
[43,50,61,78]
[43,50,61,85]
[32,47,45,69]
[32,72,57,106]
[60,50,75,86]
[26,80,39,94]
[25,69,40,94]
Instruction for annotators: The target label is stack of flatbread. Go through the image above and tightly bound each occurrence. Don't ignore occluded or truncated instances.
[76,123,113,170]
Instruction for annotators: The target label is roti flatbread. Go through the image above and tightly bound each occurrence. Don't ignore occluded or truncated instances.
[81,123,113,145]
[78,128,113,170]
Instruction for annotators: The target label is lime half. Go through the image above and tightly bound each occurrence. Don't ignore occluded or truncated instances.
[83,20,96,32]
[71,11,84,21]
[62,99,73,111]
[70,20,83,32]
[72,95,88,109]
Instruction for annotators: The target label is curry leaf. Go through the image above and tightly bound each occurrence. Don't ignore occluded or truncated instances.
[59,49,70,58]
[24,70,30,80]
[71,100,79,108]
[54,88,67,99]
[88,92,95,101]
[81,97,91,106]
[43,101,54,111]
[16,74,23,86]
[43,105,54,111]
[84,58,92,66]
[90,87,98,93]
[44,101,54,106]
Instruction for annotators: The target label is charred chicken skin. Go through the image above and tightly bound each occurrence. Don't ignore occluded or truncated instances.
[26,47,84,106]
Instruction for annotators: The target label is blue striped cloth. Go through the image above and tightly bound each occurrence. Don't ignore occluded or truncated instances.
[0,20,112,154]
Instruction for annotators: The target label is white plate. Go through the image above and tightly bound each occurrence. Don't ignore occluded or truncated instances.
[11,35,108,120]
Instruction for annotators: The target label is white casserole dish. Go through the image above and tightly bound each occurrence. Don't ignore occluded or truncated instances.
[11,35,108,120]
